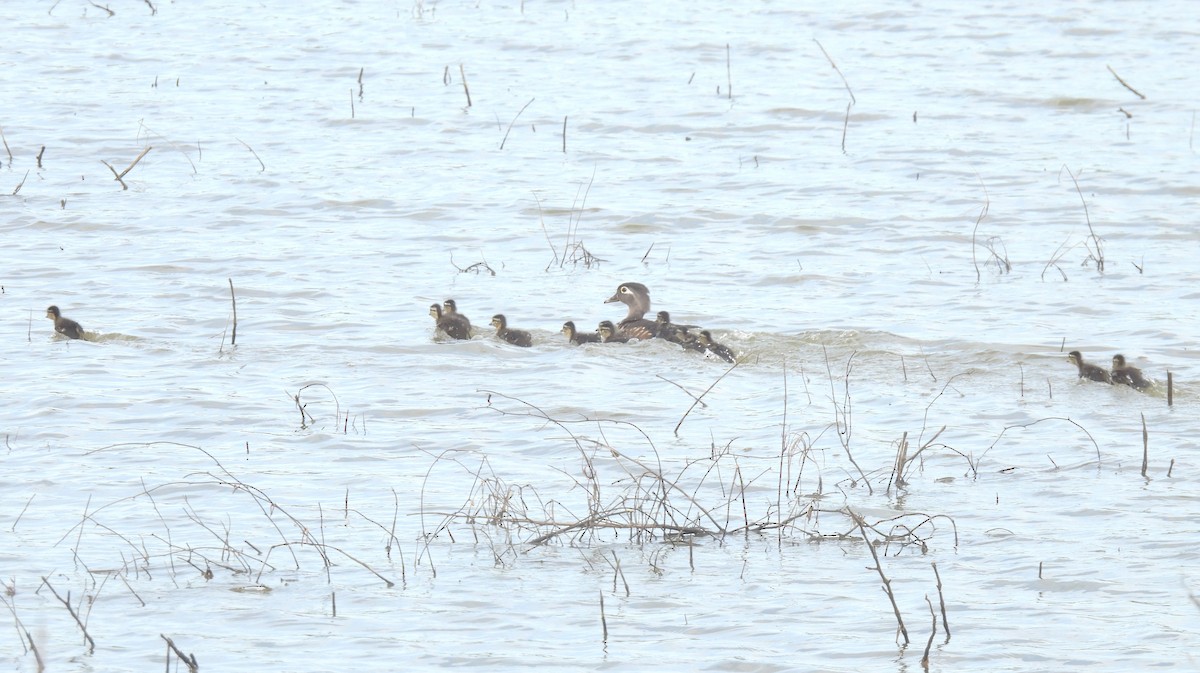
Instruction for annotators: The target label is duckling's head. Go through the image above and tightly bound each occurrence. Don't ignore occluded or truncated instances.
[656,311,670,325]
[1067,350,1083,365]
[491,314,507,329]
[443,299,459,314]
[1112,354,1127,368]
[429,303,443,319]
[562,321,576,336]
[597,320,616,339]
[46,305,62,319]
[698,330,714,346]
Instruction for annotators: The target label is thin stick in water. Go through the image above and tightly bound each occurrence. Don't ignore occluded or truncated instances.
[236,137,265,172]
[1167,371,1173,407]
[813,39,856,105]
[1106,64,1146,100]
[499,97,535,150]
[562,115,567,153]
[459,64,472,107]
[228,278,238,346]
[1140,412,1148,477]
[599,591,608,642]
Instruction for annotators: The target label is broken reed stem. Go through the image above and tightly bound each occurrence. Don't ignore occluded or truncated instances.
[499,97,535,150]
[921,595,936,670]
[228,278,238,346]
[236,137,266,172]
[840,101,851,153]
[12,170,28,196]
[971,173,991,283]
[813,39,856,105]
[40,576,96,654]
[932,562,950,638]
[851,512,909,645]
[599,591,608,643]
[0,125,12,166]
[1106,65,1146,100]
[674,361,740,436]
[1061,164,1104,271]
[350,88,355,118]
[101,146,151,190]
[1140,412,1148,477]
[36,145,45,168]
[1166,372,1173,406]
[459,64,472,107]
[88,1,114,16]
[161,634,199,673]
[562,115,567,153]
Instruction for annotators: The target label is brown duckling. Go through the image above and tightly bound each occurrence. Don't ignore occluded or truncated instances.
[654,310,700,345]
[604,282,658,339]
[677,329,705,353]
[490,314,532,347]
[1111,354,1151,391]
[442,299,472,335]
[1067,350,1111,384]
[429,303,471,340]
[46,305,84,340]
[597,320,631,343]
[562,321,600,345]
[697,330,735,363]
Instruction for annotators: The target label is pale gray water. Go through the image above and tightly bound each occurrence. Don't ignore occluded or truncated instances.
[2,1,1198,671]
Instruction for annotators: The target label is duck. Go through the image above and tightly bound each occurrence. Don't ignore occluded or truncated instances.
[597,320,631,343]
[490,314,532,347]
[429,303,471,340]
[1111,354,1151,391]
[562,321,600,345]
[604,282,658,339]
[697,331,736,363]
[1067,350,1111,383]
[46,305,85,340]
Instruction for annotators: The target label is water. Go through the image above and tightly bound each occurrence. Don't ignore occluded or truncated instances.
[2,1,1198,671]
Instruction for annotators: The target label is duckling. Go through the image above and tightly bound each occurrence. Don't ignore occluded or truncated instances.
[697,330,736,363]
[597,320,631,344]
[604,282,658,339]
[562,321,600,345]
[490,314,532,347]
[429,303,471,340]
[1067,350,1111,383]
[1111,354,1151,391]
[442,299,473,337]
[654,310,699,345]
[442,299,472,336]
[46,305,84,340]
[676,328,705,353]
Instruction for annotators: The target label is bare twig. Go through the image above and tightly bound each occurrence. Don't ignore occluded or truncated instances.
[236,138,265,172]
[161,634,199,673]
[813,39,856,105]
[228,278,238,346]
[40,577,95,654]
[1106,65,1146,100]
[499,98,535,150]
[674,361,739,436]
[102,146,152,190]
[849,510,908,645]
[459,64,472,107]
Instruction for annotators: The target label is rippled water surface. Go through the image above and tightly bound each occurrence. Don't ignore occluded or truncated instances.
[3,1,1198,671]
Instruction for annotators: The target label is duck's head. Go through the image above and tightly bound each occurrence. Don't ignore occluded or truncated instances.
[443,299,459,314]
[562,321,576,336]
[491,314,507,329]
[46,305,61,319]
[698,330,714,346]
[1067,351,1083,365]
[605,282,651,311]
[1112,354,1127,368]
[597,320,616,340]
[429,303,443,319]
[656,311,671,325]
